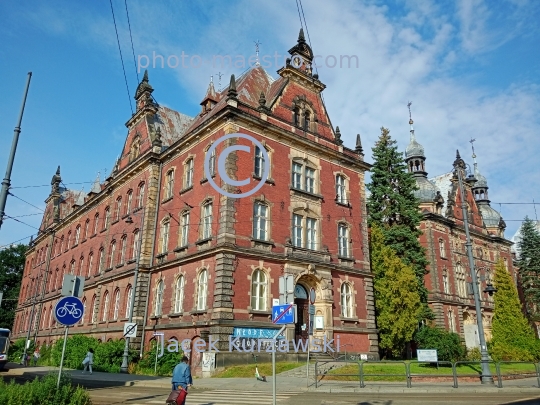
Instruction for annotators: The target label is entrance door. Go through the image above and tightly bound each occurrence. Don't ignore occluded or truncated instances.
[294,284,309,342]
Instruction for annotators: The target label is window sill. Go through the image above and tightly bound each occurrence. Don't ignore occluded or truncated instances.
[338,255,355,262]
[105,267,113,272]
[115,263,124,269]
[100,228,107,233]
[248,309,271,315]
[81,239,87,244]
[150,315,162,320]
[161,196,173,204]
[90,234,97,239]
[180,185,193,195]
[195,237,212,246]
[168,312,183,318]
[173,245,188,253]
[253,174,275,185]
[339,316,359,322]
[200,175,216,184]
[122,214,130,220]
[190,309,207,315]
[72,243,79,249]
[336,201,351,208]
[156,252,168,259]
[290,187,323,200]
[111,219,119,225]
[250,238,274,246]
[134,207,143,213]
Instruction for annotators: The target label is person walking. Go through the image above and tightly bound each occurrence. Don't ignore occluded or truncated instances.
[82,348,94,374]
[32,348,40,367]
[170,356,192,405]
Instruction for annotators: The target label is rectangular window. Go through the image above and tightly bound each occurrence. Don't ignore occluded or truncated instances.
[292,163,302,189]
[138,184,145,208]
[203,203,212,239]
[306,218,317,250]
[253,203,268,241]
[443,274,449,294]
[336,175,346,204]
[208,149,216,177]
[338,224,349,256]
[254,146,265,178]
[180,212,189,247]
[293,214,303,247]
[305,168,315,193]
[185,159,194,188]
[160,221,170,253]
[166,171,174,199]
[126,192,133,214]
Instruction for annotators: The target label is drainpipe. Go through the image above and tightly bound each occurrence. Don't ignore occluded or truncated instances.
[139,159,163,358]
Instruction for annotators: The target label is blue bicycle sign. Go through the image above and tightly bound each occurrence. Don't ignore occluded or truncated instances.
[54,296,84,326]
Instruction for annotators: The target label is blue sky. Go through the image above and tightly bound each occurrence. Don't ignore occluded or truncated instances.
[1,0,539,247]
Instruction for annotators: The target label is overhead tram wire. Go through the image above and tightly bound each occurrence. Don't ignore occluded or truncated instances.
[109,0,134,115]
[8,193,45,212]
[124,0,139,83]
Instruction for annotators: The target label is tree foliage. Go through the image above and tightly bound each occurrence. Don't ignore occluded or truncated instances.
[516,216,540,320]
[491,258,539,361]
[366,127,430,320]
[371,225,422,357]
[0,244,27,329]
[414,326,466,362]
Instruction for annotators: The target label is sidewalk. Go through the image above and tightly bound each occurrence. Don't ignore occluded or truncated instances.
[3,363,540,394]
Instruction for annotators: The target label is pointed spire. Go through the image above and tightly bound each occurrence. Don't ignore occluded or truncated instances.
[456,149,461,159]
[355,134,363,154]
[152,126,163,148]
[335,126,343,146]
[88,173,101,195]
[288,28,314,64]
[227,74,238,99]
[134,70,156,112]
[298,28,306,43]
[50,166,62,195]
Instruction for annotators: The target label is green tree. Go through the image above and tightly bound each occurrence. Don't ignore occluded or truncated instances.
[414,326,466,362]
[0,244,27,329]
[491,258,538,361]
[517,216,540,320]
[366,127,431,320]
[371,225,422,358]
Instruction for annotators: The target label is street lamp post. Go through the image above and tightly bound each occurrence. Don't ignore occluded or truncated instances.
[454,150,494,384]
[120,208,145,373]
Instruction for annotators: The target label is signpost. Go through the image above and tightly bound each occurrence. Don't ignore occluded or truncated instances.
[271,304,296,405]
[60,275,85,298]
[54,295,84,388]
[307,287,316,387]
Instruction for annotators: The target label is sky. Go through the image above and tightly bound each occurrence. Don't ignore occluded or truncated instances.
[0,0,539,247]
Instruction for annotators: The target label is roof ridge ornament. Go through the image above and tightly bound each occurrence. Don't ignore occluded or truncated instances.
[227,74,238,99]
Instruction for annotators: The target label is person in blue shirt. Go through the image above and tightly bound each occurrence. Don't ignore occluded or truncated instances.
[172,355,193,395]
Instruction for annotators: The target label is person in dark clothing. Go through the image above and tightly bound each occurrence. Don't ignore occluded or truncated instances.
[171,355,193,403]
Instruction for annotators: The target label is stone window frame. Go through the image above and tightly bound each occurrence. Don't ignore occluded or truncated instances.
[125,285,133,319]
[119,234,128,265]
[339,278,356,319]
[200,199,214,241]
[125,189,133,215]
[108,240,116,269]
[178,209,190,248]
[334,171,350,206]
[164,168,176,200]
[337,221,352,258]
[172,271,186,314]
[84,219,90,240]
[248,267,269,312]
[252,199,270,242]
[153,277,165,317]
[93,213,100,235]
[291,95,318,133]
[183,155,195,190]
[87,252,94,278]
[439,238,447,259]
[194,267,210,311]
[455,262,467,298]
[291,206,320,250]
[442,268,450,294]
[137,182,146,209]
[253,140,274,181]
[114,196,123,221]
[101,290,110,322]
[203,143,216,179]
[159,217,171,254]
[112,288,121,321]
[74,225,81,245]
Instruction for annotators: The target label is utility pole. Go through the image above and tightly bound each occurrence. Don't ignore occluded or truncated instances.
[0,72,32,231]
[454,150,493,384]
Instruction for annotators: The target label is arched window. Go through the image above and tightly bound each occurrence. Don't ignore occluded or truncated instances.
[91,295,97,323]
[184,159,194,189]
[74,226,81,245]
[108,241,116,268]
[338,223,349,257]
[126,190,133,215]
[60,235,65,253]
[120,235,127,264]
[292,160,317,193]
[165,170,175,199]
[80,298,86,325]
[456,263,467,297]
[115,197,122,221]
[70,260,75,275]
[336,175,346,204]
[104,206,111,229]
[132,230,140,260]
[293,107,300,127]
[137,183,146,208]
[84,219,90,240]
[254,146,265,178]
[439,239,446,258]
[113,289,120,320]
[102,291,110,322]
[79,256,84,277]
[67,231,72,250]
[448,310,456,332]
[340,283,353,318]
[125,286,133,318]
[179,211,190,247]
[251,269,267,311]
[303,111,310,131]
[208,148,216,177]
[93,214,100,235]
[202,202,213,239]
[443,270,450,294]
[48,306,54,328]
[197,269,208,310]
[253,202,268,241]
[174,276,185,313]
[154,280,164,316]
[87,252,94,277]
[98,248,105,272]
[41,308,47,329]
[159,218,170,254]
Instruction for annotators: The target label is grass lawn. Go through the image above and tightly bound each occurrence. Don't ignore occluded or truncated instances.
[212,362,302,378]
[325,362,537,382]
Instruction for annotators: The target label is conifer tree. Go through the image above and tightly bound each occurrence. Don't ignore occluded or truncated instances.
[517,216,540,319]
[491,258,537,360]
[367,127,430,319]
[371,225,422,357]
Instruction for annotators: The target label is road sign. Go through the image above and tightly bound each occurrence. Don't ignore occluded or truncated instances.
[54,296,84,326]
[123,322,138,338]
[61,275,85,298]
[279,275,295,304]
[272,304,296,325]
[309,287,316,304]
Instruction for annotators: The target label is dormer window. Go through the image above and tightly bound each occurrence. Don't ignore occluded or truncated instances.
[303,111,310,131]
[130,136,140,162]
[293,107,300,127]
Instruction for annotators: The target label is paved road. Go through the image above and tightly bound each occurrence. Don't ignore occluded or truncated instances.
[86,386,540,405]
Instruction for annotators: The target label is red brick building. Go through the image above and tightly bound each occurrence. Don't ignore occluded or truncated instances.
[14,31,379,364]
[404,117,515,349]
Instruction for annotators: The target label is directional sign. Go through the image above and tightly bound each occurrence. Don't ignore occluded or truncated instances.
[61,275,85,298]
[54,296,84,326]
[123,322,138,338]
[272,304,296,325]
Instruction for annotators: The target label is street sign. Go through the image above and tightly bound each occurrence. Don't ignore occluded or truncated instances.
[308,304,315,315]
[309,287,316,305]
[123,322,138,338]
[272,304,296,325]
[272,298,280,307]
[308,319,314,336]
[279,275,295,304]
[61,275,85,298]
[54,296,84,326]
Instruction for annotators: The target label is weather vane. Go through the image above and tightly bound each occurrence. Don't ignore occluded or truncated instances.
[407,101,413,120]
[470,138,476,158]
[254,40,262,66]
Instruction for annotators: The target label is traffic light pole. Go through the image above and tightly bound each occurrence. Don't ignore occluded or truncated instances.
[0,72,32,231]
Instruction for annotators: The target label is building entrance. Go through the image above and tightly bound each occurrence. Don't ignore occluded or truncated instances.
[294,284,309,342]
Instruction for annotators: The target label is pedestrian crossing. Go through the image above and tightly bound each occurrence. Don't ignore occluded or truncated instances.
[129,389,301,404]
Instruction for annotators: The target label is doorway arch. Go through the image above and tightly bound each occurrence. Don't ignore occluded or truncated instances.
[294,283,309,342]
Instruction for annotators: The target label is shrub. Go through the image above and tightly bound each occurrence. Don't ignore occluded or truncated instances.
[414,326,466,362]
[466,347,481,361]
[135,340,183,376]
[0,373,92,405]
[8,338,33,364]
